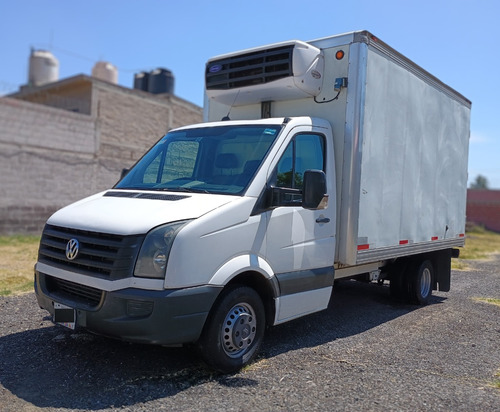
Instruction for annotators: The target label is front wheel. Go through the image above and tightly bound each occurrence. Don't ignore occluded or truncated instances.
[198,285,265,373]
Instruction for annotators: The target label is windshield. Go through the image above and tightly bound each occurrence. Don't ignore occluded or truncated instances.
[115,124,282,195]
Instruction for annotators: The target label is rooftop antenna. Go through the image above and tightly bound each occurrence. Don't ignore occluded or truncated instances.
[221,89,240,121]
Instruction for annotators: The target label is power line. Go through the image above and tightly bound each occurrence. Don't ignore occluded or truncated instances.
[31,42,155,73]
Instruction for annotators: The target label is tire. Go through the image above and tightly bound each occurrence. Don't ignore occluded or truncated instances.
[390,270,407,301]
[389,261,410,302]
[408,260,434,305]
[198,285,265,373]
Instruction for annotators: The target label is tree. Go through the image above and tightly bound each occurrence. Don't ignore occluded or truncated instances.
[470,174,489,189]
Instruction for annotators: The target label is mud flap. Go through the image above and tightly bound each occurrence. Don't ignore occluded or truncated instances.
[431,249,452,292]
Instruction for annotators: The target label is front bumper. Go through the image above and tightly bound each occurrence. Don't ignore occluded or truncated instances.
[35,271,222,345]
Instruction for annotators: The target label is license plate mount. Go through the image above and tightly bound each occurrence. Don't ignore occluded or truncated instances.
[54,302,76,330]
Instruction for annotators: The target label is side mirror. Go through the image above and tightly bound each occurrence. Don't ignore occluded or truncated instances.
[120,168,130,180]
[302,170,328,210]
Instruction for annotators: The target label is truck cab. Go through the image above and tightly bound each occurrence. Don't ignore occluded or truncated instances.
[35,116,336,372]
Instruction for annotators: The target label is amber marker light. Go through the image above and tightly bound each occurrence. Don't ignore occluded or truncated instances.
[335,50,345,60]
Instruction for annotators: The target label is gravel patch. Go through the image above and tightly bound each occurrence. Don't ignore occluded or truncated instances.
[1,257,499,411]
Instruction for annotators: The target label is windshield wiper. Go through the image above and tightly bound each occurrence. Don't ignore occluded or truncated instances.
[160,187,210,194]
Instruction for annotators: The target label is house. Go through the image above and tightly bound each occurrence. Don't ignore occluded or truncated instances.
[0,74,202,234]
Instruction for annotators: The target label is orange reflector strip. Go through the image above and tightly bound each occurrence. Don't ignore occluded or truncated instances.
[357,244,370,251]
[431,236,438,241]
[399,240,409,245]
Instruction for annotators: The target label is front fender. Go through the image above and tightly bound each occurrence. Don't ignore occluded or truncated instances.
[208,254,275,287]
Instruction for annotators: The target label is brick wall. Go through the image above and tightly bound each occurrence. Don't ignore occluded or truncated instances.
[0,80,202,234]
[466,189,500,233]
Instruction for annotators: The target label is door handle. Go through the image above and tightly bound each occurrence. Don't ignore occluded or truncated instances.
[316,217,330,224]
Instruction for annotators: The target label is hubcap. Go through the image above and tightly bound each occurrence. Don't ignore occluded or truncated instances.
[221,303,257,358]
[420,267,432,298]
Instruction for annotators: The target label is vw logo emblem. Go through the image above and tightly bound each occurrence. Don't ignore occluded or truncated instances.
[66,239,80,261]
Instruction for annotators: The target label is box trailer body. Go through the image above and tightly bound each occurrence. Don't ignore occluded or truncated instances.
[34,31,470,372]
[205,31,470,269]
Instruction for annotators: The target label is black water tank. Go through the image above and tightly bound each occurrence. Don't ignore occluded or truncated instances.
[134,71,149,91]
[148,68,174,94]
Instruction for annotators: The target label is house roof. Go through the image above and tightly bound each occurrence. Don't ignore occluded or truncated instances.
[9,74,200,110]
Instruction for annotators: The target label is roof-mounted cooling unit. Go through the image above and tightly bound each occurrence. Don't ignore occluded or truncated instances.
[205,40,324,106]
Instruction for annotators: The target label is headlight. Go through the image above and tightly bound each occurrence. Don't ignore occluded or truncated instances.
[134,221,190,279]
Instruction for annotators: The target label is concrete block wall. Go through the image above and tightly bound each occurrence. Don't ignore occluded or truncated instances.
[0,97,97,234]
[92,84,203,192]
[0,82,202,234]
[0,97,96,153]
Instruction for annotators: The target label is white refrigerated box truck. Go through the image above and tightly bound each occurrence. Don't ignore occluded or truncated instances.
[35,30,471,372]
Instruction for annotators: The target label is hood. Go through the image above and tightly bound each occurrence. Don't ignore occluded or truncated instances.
[47,190,235,235]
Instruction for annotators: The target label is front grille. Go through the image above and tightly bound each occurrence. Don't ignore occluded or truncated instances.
[206,44,294,90]
[38,225,144,279]
[45,275,103,308]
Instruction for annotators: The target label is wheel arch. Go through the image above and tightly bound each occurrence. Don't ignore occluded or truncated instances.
[225,270,278,327]
[208,254,278,327]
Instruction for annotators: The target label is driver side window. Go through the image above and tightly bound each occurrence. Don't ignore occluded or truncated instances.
[276,133,325,190]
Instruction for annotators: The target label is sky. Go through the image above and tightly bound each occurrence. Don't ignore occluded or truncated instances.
[1,0,499,188]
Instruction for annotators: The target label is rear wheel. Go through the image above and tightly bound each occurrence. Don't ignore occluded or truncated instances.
[198,285,265,373]
[408,260,434,305]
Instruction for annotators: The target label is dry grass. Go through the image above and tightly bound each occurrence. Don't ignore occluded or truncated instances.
[0,235,40,296]
[452,227,500,270]
[0,227,499,296]
[472,297,500,308]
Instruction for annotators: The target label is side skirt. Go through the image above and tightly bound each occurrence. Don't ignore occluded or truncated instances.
[273,267,334,324]
[274,287,332,325]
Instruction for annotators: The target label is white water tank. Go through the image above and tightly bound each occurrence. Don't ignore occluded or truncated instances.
[91,61,118,84]
[28,49,59,86]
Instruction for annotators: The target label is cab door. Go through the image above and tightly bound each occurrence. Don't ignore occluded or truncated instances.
[264,124,336,324]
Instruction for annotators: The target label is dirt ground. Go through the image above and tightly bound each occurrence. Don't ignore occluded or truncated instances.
[0,257,499,411]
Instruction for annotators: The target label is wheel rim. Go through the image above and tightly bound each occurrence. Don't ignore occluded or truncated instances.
[221,303,257,358]
[420,267,432,298]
